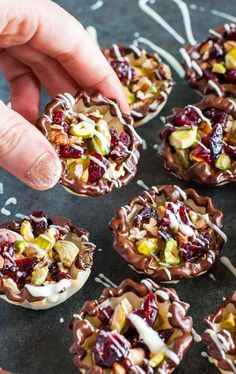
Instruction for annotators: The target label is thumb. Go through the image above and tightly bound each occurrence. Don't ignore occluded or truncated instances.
[0,100,62,190]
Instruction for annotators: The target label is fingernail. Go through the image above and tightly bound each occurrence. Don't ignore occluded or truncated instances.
[25,152,62,190]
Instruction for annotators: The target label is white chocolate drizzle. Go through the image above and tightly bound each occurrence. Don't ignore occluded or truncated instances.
[208,80,223,97]
[136,179,149,190]
[128,314,180,365]
[25,279,71,298]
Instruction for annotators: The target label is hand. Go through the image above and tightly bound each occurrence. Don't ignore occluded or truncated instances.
[0,0,128,190]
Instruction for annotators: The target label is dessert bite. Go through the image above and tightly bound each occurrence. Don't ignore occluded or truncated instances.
[109,185,226,281]
[159,97,236,185]
[202,291,236,373]
[182,23,236,99]
[102,44,173,126]
[36,92,141,197]
[70,278,192,373]
[0,212,95,309]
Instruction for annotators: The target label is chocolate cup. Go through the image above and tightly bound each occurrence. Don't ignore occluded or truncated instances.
[183,24,236,99]
[70,278,193,373]
[102,45,173,127]
[109,185,225,281]
[158,97,236,185]
[36,91,141,197]
[0,215,95,309]
[202,291,236,373]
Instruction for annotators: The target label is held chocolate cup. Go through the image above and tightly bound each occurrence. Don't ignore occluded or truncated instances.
[158,97,236,185]
[109,185,226,281]
[0,211,95,309]
[181,23,236,99]
[202,291,236,373]
[36,91,141,197]
[102,44,173,127]
[70,278,192,373]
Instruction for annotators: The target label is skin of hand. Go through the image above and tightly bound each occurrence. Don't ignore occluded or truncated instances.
[0,0,129,190]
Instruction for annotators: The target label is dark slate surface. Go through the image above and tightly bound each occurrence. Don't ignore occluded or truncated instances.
[0,0,235,373]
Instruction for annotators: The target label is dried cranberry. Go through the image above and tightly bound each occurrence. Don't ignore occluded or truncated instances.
[98,306,114,328]
[134,293,158,327]
[93,331,129,368]
[110,128,119,149]
[203,108,228,127]
[110,60,136,85]
[88,152,109,184]
[182,231,211,263]
[48,262,59,278]
[158,227,171,242]
[59,145,85,159]
[3,257,37,285]
[178,205,189,225]
[209,45,224,60]
[175,107,201,126]
[56,272,72,281]
[204,123,223,159]
[224,69,236,84]
[133,206,158,227]
[30,211,48,237]
[158,329,174,343]
[53,111,70,132]
[191,145,211,164]
[110,131,131,161]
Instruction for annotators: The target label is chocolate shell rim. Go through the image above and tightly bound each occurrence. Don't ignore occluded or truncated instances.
[70,278,193,373]
[36,91,141,197]
[0,215,95,304]
[202,291,236,373]
[183,23,236,98]
[102,44,174,120]
[109,184,224,281]
[158,97,236,186]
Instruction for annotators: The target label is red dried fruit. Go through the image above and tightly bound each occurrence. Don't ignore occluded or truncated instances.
[93,331,130,368]
[203,68,218,82]
[191,144,211,164]
[133,205,158,227]
[2,257,37,284]
[88,152,109,184]
[134,293,158,327]
[203,108,228,127]
[59,145,85,159]
[179,205,190,225]
[110,130,131,161]
[182,231,211,262]
[98,306,114,328]
[223,143,236,160]
[53,111,70,132]
[175,107,201,126]
[205,123,223,159]
[30,211,48,237]
[110,60,136,85]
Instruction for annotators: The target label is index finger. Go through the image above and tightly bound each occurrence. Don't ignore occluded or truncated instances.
[28,0,129,113]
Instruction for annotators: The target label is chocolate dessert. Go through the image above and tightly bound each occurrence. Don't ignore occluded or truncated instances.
[70,278,192,373]
[36,91,141,196]
[159,97,236,185]
[109,185,225,281]
[0,212,95,309]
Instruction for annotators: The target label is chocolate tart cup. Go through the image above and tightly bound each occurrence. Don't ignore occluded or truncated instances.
[109,185,225,281]
[0,216,95,310]
[36,91,141,197]
[202,291,236,374]
[70,278,192,373]
[183,24,236,100]
[102,45,173,127]
[158,97,236,186]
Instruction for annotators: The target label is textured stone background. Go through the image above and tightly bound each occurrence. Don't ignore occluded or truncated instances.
[0,0,235,373]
